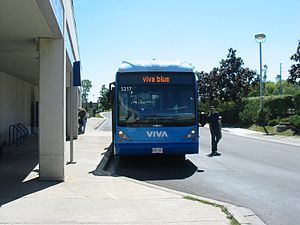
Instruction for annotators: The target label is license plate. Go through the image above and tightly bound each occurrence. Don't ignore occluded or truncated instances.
[152,147,163,154]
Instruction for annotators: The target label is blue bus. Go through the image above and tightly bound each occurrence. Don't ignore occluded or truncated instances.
[109,60,199,157]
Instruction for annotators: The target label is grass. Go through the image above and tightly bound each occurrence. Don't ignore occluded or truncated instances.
[249,125,276,134]
[95,113,103,118]
[183,196,240,225]
[249,124,296,136]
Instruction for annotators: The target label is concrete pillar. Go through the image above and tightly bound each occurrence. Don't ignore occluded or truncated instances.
[39,38,66,181]
[66,86,70,140]
[72,86,79,139]
[66,70,78,141]
[66,69,71,140]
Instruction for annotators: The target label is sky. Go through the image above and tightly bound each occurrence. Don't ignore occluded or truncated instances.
[74,0,300,101]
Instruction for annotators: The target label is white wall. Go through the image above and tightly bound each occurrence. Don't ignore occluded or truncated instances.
[0,70,37,145]
[64,0,80,61]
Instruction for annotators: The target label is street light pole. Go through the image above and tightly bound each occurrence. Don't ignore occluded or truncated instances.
[259,42,263,111]
[255,33,266,111]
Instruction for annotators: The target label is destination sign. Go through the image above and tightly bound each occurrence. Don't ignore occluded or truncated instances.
[142,76,170,83]
[117,72,195,85]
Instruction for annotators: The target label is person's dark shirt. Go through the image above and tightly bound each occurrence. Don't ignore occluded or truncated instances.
[79,110,87,119]
[207,112,220,131]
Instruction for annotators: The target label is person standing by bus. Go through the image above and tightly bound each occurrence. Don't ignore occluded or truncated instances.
[78,108,87,134]
[207,106,222,156]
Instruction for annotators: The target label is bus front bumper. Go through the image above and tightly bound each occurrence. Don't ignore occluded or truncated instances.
[114,142,199,156]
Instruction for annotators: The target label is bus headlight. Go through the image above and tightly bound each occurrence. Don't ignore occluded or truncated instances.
[184,128,196,140]
[118,129,130,140]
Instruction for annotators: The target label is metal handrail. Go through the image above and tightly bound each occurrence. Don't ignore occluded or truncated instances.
[8,123,29,147]
[16,124,26,145]
[17,123,29,136]
[8,124,14,146]
[13,124,21,147]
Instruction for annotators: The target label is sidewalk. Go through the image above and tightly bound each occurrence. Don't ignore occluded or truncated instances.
[0,118,264,225]
[221,126,300,147]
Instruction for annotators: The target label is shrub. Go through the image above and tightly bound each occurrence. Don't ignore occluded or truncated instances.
[256,108,271,126]
[289,114,300,129]
[211,98,221,108]
[294,93,300,114]
[239,99,259,126]
[268,119,279,126]
[218,101,240,124]
[200,101,216,113]
[280,117,290,123]
[264,95,294,119]
[200,99,239,125]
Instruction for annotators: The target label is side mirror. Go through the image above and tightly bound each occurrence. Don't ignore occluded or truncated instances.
[108,88,115,105]
[108,82,115,105]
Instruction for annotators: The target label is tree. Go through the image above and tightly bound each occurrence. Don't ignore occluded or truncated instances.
[81,79,92,108]
[281,80,300,95]
[264,81,277,96]
[288,40,300,85]
[198,48,257,103]
[255,80,300,96]
[197,68,221,102]
[98,86,111,111]
[218,48,257,102]
[263,65,268,94]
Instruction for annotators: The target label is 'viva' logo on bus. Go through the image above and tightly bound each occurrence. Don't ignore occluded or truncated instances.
[146,131,168,138]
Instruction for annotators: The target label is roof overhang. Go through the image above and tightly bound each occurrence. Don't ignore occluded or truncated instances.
[0,0,63,85]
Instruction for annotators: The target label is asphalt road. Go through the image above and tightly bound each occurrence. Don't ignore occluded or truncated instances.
[100,112,300,225]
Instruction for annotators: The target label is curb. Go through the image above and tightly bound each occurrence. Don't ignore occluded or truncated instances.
[100,112,109,120]
[91,112,114,176]
[94,118,107,130]
[101,143,114,171]
[92,142,114,176]
[96,113,113,171]
[93,112,110,130]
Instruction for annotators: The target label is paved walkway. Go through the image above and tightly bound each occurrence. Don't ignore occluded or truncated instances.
[222,126,300,147]
[0,118,235,225]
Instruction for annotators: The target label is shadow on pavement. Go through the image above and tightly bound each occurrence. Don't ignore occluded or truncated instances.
[113,155,198,181]
[0,177,60,207]
[0,135,60,207]
[89,143,114,176]
[91,143,198,180]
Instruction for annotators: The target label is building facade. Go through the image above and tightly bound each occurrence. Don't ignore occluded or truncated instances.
[0,0,81,181]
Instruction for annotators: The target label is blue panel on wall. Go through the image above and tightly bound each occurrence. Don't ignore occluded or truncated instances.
[73,61,81,86]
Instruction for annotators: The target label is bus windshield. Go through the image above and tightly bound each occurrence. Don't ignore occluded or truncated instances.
[118,85,195,127]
